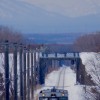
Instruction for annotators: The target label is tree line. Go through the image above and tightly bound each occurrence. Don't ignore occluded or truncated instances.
[0,26,24,43]
[74,32,100,52]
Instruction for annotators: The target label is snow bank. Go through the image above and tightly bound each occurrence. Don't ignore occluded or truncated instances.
[0,53,5,74]
[80,52,100,85]
[80,52,100,100]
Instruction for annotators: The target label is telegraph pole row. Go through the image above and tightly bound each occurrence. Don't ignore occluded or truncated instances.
[3,41,42,100]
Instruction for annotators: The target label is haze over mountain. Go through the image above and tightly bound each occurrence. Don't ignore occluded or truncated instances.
[24,33,81,44]
[22,0,100,17]
[0,0,100,34]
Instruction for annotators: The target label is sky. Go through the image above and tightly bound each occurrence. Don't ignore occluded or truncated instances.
[0,0,100,34]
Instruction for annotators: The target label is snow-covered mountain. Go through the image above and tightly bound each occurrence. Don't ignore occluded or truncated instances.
[0,0,100,33]
[22,0,100,17]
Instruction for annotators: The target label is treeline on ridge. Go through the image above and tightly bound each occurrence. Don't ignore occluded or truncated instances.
[74,32,100,52]
[0,26,24,43]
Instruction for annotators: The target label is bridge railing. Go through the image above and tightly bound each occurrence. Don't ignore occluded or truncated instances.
[39,53,80,58]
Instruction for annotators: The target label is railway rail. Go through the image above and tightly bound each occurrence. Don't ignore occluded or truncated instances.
[57,67,66,89]
[38,67,68,100]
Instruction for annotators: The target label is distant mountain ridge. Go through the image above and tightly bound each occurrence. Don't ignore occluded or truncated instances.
[0,0,100,33]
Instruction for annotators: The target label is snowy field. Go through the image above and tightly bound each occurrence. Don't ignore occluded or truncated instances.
[35,66,85,100]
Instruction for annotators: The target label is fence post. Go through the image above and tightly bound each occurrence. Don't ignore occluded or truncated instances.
[23,47,26,100]
[4,40,9,100]
[19,44,23,100]
[13,43,18,100]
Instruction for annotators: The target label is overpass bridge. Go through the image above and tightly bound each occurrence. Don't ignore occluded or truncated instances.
[38,52,80,84]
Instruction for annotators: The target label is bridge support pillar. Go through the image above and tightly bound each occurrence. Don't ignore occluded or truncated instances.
[39,59,46,84]
[76,58,80,83]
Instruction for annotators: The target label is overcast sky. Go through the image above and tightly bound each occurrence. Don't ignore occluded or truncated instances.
[0,0,100,34]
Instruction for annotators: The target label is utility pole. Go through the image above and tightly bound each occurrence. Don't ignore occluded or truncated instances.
[31,51,34,99]
[20,44,23,100]
[33,52,36,90]
[4,40,9,100]
[37,50,40,85]
[27,49,30,100]
[23,47,26,100]
[13,43,18,100]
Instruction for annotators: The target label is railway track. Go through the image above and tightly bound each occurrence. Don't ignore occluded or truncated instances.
[57,67,66,89]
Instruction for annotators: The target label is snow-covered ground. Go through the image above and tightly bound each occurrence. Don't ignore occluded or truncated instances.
[35,66,85,100]
[80,52,100,100]
[80,52,100,85]
[0,52,99,99]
